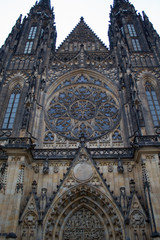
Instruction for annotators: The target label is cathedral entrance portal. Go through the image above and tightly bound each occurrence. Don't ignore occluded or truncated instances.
[63,207,105,240]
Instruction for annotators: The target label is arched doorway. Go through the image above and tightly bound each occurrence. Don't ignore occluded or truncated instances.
[43,185,125,240]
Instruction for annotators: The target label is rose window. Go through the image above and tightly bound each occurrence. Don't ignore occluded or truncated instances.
[70,100,96,121]
[46,84,120,140]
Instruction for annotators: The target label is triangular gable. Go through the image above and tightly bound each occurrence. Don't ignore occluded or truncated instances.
[20,193,39,221]
[43,147,124,239]
[53,146,115,203]
[57,17,108,53]
[128,193,147,220]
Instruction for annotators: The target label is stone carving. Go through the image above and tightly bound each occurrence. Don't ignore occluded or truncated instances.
[15,165,25,193]
[40,188,47,216]
[117,157,124,173]
[53,166,59,173]
[28,199,36,211]
[142,230,147,240]
[0,162,8,193]
[64,177,76,187]
[11,156,21,162]
[0,163,7,175]
[43,158,49,174]
[112,130,122,141]
[130,179,136,193]
[145,154,155,160]
[73,162,93,182]
[134,230,139,239]
[63,207,105,240]
[21,212,38,240]
[91,176,101,186]
[127,162,133,172]
[108,163,113,172]
[21,107,30,129]
[32,164,39,174]
[44,131,54,141]
[130,210,145,228]
[32,180,37,193]
[46,81,120,140]
[119,187,128,214]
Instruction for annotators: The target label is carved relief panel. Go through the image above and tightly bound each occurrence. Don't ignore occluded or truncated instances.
[63,207,105,240]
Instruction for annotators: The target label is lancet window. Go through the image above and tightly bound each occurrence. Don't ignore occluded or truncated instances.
[127,24,137,37]
[132,39,141,51]
[2,84,21,129]
[28,26,37,40]
[24,41,33,54]
[24,26,37,54]
[145,82,160,126]
[127,24,141,51]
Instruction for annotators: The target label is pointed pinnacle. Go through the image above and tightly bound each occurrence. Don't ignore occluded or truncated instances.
[38,0,51,9]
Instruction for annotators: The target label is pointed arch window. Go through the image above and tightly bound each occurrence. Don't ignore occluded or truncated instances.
[127,24,137,37]
[2,84,21,129]
[145,82,160,126]
[28,26,37,40]
[24,26,37,54]
[127,23,141,51]
[132,39,141,51]
[24,41,33,54]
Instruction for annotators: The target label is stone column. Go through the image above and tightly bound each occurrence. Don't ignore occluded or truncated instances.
[142,153,160,238]
[3,156,25,234]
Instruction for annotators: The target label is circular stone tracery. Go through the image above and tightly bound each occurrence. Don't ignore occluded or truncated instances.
[46,84,120,140]
[70,100,96,121]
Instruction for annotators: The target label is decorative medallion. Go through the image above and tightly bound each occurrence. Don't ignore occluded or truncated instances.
[46,78,120,141]
[73,162,93,181]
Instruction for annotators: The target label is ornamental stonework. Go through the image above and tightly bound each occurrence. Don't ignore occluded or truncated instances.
[63,207,105,240]
[45,76,120,140]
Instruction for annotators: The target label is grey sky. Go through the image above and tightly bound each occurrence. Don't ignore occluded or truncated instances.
[0,0,160,48]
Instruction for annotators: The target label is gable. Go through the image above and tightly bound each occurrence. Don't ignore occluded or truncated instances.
[57,17,108,53]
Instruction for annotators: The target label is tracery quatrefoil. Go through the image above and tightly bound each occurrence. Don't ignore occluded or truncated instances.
[46,83,120,140]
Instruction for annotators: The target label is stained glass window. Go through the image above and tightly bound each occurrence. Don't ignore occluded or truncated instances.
[2,85,21,129]
[45,76,120,140]
[146,82,160,126]
[132,39,141,51]
[24,41,33,54]
[28,26,37,40]
[127,24,137,37]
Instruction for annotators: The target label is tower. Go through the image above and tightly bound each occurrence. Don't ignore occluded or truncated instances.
[0,0,160,239]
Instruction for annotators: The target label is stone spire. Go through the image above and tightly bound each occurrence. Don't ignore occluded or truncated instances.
[38,0,51,9]
[113,0,129,7]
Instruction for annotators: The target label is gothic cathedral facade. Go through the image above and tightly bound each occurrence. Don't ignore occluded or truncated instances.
[0,0,160,239]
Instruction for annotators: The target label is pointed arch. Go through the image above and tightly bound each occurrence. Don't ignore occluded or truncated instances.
[20,211,38,240]
[43,184,125,240]
[59,203,108,240]
[46,69,119,98]
[2,84,21,129]
[145,81,160,126]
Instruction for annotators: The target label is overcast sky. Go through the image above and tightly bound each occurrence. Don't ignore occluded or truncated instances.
[0,0,160,48]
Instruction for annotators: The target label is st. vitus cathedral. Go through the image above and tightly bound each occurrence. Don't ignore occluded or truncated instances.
[0,0,160,239]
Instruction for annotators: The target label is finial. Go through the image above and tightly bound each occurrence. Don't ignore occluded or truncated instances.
[80,133,86,147]
[38,0,51,9]
[113,0,128,8]
[80,16,84,21]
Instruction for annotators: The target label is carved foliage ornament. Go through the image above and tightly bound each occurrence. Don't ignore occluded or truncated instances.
[130,210,145,228]
[46,78,120,140]
[63,207,105,240]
